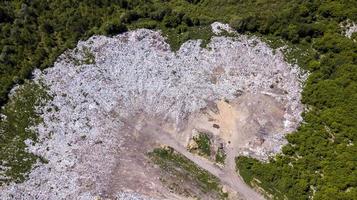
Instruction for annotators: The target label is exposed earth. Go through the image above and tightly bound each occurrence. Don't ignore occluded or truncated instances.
[0,23,306,199]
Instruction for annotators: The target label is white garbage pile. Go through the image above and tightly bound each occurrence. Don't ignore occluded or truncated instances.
[0,23,306,199]
[211,22,235,34]
[341,20,357,39]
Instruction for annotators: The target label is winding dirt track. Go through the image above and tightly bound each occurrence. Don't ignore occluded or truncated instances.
[127,119,265,200]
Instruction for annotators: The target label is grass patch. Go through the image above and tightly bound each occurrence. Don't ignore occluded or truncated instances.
[191,132,212,157]
[0,81,51,186]
[69,46,96,66]
[82,47,96,65]
[215,147,226,165]
[148,147,228,199]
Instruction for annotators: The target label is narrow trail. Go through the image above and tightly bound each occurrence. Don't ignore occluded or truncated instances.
[142,121,265,200]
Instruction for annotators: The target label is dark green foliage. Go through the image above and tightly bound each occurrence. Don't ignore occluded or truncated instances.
[351,32,357,41]
[186,0,201,5]
[120,11,140,23]
[0,6,12,23]
[103,21,128,36]
[163,11,184,28]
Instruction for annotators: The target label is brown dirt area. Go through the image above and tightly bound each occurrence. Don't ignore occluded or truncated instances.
[94,93,284,199]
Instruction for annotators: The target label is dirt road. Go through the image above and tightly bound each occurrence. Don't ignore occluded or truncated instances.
[140,121,265,200]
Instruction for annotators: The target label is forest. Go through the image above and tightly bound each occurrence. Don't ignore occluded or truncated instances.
[0,0,356,199]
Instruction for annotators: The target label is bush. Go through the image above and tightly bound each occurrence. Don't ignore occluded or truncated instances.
[103,21,128,36]
[163,12,184,28]
[120,10,140,23]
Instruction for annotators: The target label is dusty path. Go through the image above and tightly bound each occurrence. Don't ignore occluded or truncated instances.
[123,118,265,200]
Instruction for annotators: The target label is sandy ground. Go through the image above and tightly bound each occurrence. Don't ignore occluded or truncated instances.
[157,93,285,199]
[96,92,284,199]
[116,111,265,200]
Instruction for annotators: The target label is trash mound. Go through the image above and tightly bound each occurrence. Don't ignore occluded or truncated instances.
[0,23,306,199]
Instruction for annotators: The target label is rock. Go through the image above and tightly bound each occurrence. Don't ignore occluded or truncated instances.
[187,139,198,150]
